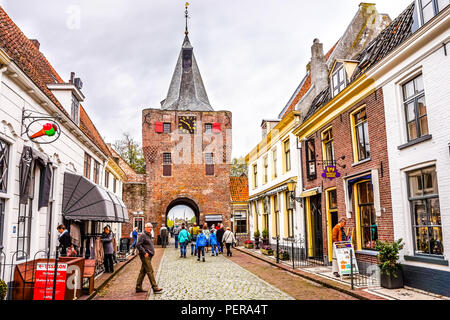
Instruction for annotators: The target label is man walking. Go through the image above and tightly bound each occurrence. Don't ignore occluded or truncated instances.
[101,226,114,273]
[332,218,347,277]
[222,227,236,257]
[136,223,163,294]
[173,224,180,249]
[216,223,225,254]
[160,224,168,248]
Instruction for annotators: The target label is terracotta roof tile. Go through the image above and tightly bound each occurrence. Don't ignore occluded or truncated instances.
[230,176,249,202]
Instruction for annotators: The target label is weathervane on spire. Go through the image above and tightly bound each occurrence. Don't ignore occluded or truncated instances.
[185,2,190,35]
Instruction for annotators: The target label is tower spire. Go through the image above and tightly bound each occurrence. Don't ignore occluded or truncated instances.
[185,2,189,35]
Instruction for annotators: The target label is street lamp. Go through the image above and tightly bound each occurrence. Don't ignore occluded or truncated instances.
[287,179,302,203]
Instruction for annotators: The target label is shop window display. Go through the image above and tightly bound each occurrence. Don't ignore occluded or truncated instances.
[357,181,378,250]
[408,166,443,256]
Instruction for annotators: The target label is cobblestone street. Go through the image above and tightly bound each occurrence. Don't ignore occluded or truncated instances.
[149,246,294,300]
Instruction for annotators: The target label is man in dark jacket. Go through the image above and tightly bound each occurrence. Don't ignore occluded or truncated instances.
[216,223,225,254]
[101,226,114,273]
[57,224,71,256]
[136,223,163,294]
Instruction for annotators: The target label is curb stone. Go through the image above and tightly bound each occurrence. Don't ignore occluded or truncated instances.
[235,247,386,300]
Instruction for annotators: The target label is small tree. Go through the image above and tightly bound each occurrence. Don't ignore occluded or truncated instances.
[254,230,260,238]
[113,132,145,174]
[230,157,248,177]
[375,238,404,277]
[261,229,269,239]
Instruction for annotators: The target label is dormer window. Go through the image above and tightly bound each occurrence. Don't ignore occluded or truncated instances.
[419,0,449,25]
[332,63,346,97]
[71,93,80,125]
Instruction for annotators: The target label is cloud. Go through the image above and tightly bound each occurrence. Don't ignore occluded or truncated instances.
[1,0,413,157]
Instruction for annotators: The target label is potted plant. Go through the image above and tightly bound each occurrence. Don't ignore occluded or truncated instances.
[0,279,7,300]
[254,230,260,249]
[260,244,273,256]
[375,238,405,289]
[279,249,290,261]
[261,229,269,245]
[244,240,254,249]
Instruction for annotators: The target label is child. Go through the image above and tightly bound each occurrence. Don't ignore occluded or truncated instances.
[209,229,218,256]
[195,229,207,262]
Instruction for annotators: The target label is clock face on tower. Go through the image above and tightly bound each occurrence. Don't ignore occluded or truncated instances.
[178,116,197,134]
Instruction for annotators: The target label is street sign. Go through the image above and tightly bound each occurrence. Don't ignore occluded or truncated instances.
[334,241,359,276]
[33,262,68,300]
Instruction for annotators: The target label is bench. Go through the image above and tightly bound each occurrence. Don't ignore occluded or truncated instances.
[83,259,96,295]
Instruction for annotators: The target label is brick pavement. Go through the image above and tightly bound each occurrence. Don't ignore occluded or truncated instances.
[149,245,294,300]
[92,246,164,300]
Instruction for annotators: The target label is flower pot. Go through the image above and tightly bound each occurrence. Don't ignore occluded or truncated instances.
[380,270,404,289]
[254,237,260,249]
[280,253,290,261]
[244,243,254,249]
[260,249,273,256]
[262,238,269,246]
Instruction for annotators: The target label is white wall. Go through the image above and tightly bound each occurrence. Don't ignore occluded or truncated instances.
[380,20,450,271]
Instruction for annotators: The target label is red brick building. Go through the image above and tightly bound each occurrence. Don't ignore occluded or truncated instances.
[230,175,250,243]
[142,33,232,238]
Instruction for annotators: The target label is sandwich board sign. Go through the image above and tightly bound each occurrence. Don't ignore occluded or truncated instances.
[334,241,359,276]
[33,262,68,300]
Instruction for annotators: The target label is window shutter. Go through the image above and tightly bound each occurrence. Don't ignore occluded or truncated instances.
[155,122,163,133]
[212,123,221,133]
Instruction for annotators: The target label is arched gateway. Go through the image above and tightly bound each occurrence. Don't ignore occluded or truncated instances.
[142,27,232,239]
[165,198,200,226]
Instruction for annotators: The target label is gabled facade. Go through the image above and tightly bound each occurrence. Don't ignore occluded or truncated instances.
[371,1,449,296]
[0,6,128,288]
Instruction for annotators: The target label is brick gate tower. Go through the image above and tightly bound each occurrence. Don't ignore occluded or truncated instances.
[142,8,232,238]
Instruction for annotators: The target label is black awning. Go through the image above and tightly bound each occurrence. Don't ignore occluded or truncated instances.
[62,172,127,222]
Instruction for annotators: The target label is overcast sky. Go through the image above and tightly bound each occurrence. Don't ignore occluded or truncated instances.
[0,0,413,158]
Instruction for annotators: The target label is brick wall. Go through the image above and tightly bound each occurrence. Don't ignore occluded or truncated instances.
[142,108,232,237]
[301,88,393,261]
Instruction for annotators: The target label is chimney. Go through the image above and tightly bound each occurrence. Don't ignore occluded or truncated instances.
[30,39,40,50]
[310,38,329,95]
[70,72,75,84]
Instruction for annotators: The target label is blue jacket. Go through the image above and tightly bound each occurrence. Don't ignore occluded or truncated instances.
[178,229,190,244]
[132,230,138,240]
[208,233,218,246]
[195,233,207,248]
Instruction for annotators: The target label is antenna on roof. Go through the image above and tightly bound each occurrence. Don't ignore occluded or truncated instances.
[185,2,190,35]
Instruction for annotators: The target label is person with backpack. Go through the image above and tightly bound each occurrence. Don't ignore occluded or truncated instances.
[222,227,236,257]
[173,224,180,249]
[195,229,207,262]
[189,223,199,256]
[209,229,218,256]
[178,224,190,258]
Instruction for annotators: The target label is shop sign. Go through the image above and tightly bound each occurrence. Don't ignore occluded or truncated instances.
[33,262,68,300]
[321,165,341,180]
[21,109,62,144]
[334,242,359,276]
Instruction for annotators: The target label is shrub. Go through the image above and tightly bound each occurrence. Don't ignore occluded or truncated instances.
[375,238,404,277]
[0,279,7,300]
[254,230,260,238]
[261,229,269,239]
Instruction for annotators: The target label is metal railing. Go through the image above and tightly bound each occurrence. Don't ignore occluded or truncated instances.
[243,237,379,290]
